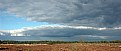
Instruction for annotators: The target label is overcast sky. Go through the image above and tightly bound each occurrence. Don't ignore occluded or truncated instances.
[0,0,121,41]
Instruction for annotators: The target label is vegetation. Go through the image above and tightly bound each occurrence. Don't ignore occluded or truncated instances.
[0,40,78,44]
[0,40,121,44]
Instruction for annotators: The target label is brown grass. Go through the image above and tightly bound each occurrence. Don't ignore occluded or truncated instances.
[0,43,121,51]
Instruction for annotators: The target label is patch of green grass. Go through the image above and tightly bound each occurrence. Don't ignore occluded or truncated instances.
[72,44,78,51]
[27,49,31,51]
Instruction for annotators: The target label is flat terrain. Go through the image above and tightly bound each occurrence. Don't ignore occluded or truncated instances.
[0,43,121,51]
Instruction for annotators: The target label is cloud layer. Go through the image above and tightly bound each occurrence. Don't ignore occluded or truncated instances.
[0,0,121,27]
[0,25,121,41]
[0,0,121,41]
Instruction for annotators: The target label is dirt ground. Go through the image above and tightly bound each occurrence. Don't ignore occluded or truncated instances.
[0,43,121,51]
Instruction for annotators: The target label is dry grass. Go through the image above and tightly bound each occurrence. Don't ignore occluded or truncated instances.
[0,43,121,51]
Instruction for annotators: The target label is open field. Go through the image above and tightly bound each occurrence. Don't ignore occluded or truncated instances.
[0,43,121,51]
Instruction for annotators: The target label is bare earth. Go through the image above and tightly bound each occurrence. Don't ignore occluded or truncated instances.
[0,43,121,51]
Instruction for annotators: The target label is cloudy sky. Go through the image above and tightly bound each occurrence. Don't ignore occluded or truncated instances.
[0,0,121,41]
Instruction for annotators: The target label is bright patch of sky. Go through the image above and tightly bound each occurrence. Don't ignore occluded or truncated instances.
[0,13,49,30]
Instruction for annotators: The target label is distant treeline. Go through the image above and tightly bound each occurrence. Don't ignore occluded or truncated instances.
[0,40,121,44]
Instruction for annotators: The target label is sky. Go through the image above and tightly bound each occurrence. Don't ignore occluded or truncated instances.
[0,0,121,41]
[0,14,49,30]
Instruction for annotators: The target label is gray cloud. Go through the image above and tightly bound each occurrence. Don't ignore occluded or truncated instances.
[0,26,121,41]
[0,0,121,27]
[19,26,121,37]
[0,0,121,41]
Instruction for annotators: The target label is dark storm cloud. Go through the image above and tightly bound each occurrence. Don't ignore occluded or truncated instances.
[0,26,121,41]
[0,0,121,27]
[21,28,96,37]
[20,26,121,37]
